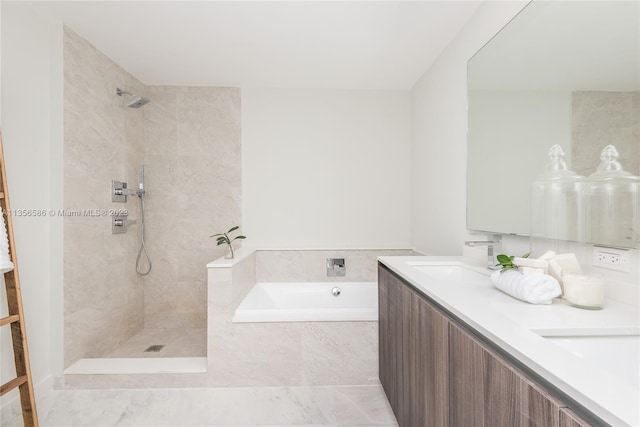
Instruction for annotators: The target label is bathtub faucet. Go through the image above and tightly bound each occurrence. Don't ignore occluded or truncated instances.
[327,258,346,277]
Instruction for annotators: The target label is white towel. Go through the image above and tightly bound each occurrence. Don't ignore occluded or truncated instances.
[491,270,561,305]
[0,214,14,273]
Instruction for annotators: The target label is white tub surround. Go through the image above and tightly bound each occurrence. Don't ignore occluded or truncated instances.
[233,282,378,323]
[206,248,383,386]
[379,256,639,427]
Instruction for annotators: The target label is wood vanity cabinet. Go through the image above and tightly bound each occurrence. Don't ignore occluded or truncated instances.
[378,263,449,427]
[378,264,594,427]
[449,322,563,426]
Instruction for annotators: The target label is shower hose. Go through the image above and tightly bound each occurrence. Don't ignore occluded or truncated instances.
[136,192,152,276]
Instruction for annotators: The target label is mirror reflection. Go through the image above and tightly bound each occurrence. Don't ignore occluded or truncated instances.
[467,1,639,248]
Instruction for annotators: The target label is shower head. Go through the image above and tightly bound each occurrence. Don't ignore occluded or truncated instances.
[116,88,150,108]
[127,95,150,109]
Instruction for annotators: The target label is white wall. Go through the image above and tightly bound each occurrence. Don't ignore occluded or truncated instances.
[0,1,64,416]
[0,2,2,121]
[243,89,411,249]
[410,1,528,255]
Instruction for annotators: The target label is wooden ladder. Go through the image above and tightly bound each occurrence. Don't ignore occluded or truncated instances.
[0,131,39,426]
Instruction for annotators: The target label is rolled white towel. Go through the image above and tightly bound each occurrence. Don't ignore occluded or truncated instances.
[491,270,561,305]
[0,213,14,273]
[520,267,544,276]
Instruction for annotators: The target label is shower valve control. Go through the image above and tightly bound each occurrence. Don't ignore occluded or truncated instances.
[112,180,139,202]
[112,214,136,234]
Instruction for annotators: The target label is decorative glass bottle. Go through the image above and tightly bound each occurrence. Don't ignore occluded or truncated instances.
[585,145,639,248]
[531,145,586,248]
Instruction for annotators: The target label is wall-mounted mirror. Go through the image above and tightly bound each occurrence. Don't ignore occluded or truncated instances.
[467,1,639,248]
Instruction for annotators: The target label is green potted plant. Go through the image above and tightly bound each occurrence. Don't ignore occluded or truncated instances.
[210,226,246,259]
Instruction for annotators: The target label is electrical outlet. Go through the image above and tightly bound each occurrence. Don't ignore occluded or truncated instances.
[592,246,630,272]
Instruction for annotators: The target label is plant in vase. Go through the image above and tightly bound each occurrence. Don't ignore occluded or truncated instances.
[210,226,246,259]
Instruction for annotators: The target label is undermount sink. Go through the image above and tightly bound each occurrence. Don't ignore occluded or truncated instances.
[406,262,489,282]
[543,335,640,389]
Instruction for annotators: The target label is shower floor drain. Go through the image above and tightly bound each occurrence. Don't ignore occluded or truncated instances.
[144,345,165,353]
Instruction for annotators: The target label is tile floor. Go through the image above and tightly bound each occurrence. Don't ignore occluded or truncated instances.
[4,385,398,426]
[105,328,207,358]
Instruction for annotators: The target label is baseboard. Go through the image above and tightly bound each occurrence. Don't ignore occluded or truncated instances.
[0,375,52,424]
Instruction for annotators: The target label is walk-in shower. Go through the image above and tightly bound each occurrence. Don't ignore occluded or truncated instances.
[64,30,218,374]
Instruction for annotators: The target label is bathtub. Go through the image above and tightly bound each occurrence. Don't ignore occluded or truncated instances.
[232,282,378,323]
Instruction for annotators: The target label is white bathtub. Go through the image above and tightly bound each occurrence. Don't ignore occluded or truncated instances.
[232,282,378,323]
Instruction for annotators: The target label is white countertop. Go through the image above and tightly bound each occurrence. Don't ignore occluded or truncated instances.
[378,256,640,427]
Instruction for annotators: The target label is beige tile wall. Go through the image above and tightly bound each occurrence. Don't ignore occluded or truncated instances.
[256,249,413,282]
[63,28,145,367]
[142,86,241,328]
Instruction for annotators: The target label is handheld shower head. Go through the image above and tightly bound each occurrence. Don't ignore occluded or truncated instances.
[116,88,150,108]
[139,164,145,192]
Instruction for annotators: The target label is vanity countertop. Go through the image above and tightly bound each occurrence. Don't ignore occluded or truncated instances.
[378,256,640,427]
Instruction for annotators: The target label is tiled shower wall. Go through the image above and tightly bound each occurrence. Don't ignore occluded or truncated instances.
[63,28,145,366]
[142,86,241,328]
[63,28,241,366]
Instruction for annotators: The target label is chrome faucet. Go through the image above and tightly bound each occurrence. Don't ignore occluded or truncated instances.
[465,234,502,270]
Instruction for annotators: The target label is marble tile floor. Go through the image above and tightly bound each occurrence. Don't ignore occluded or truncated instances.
[105,328,207,358]
[4,385,398,427]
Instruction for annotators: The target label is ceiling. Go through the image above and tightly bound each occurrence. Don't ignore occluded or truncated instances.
[28,1,482,90]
